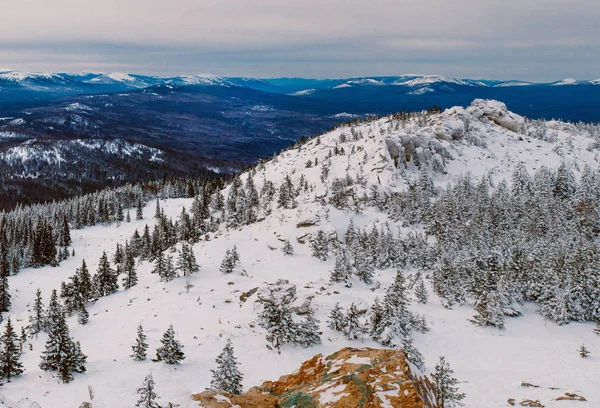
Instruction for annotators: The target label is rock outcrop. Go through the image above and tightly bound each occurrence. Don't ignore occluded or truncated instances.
[193,347,436,408]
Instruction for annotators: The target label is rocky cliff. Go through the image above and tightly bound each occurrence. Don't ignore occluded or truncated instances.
[192,347,437,408]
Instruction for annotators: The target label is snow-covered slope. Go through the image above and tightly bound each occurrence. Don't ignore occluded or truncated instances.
[2,100,600,407]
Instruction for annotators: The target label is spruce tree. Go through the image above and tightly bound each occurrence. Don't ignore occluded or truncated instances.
[295,306,321,347]
[160,255,177,282]
[77,301,89,325]
[39,310,87,383]
[415,277,429,304]
[92,252,118,297]
[136,373,159,408]
[282,240,294,256]
[123,244,138,289]
[46,289,63,334]
[330,249,352,283]
[210,338,243,395]
[131,323,148,361]
[155,325,185,364]
[28,288,46,336]
[136,198,144,221]
[344,303,365,340]
[152,250,167,276]
[176,243,199,276]
[77,259,93,301]
[579,344,591,358]
[327,303,346,332]
[594,321,600,336]
[310,230,329,261]
[0,245,11,313]
[219,250,235,274]
[0,318,24,382]
[432,356,465,408]
[257,289,297,350]
[20,327,27,350]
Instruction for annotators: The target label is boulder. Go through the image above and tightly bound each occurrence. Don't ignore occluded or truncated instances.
[466,99,524,133]
[193,347,436,408]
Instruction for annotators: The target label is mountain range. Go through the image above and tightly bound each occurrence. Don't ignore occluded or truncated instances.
[1,70,599,209]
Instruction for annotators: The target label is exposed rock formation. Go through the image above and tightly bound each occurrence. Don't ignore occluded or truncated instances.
[193,347,436,408]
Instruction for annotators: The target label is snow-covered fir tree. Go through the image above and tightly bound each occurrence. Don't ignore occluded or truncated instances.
[310,230,329,261]
[131,323,148,361]
[344,303,366,341]
[579,344,591,358]
[415,277,429,304]
[92,251,118,298]
[327,302,346,332]
[432,356,465,408]
[330,248,352,283]
[176,243,199,276]
[122,243,138,289]
[28,288,46,337]
[155,325,185,364]
[209,338,243,395]
[136,373,159,408]
[39,309,87,383]
[281,239,294,256]
[0,318,24,382]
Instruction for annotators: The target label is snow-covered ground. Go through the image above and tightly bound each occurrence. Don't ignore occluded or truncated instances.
[2,99,600,407]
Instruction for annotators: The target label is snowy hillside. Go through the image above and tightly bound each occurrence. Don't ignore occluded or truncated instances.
[1,99,600,407]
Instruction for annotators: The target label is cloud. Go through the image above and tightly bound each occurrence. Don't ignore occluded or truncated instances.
[0,0,598,80]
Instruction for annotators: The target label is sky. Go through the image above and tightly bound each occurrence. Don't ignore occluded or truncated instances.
[0,0,599,81]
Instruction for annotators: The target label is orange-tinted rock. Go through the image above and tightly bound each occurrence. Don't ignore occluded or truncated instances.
[192,347,436,408]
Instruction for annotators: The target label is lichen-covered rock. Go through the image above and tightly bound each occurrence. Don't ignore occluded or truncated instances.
[193,347,436,408]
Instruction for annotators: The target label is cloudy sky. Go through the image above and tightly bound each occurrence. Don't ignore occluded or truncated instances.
[0,0,598,81]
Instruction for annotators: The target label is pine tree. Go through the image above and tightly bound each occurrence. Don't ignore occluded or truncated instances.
[327,303,346,332]
[415,277,429,304]
[122,243,138,289]
[470,289,505,329]
[210,338,243,395]
[136,373,159,408]
[176,243,199,276]
[39,310,87,383]
[46,289,63,334]
[231,246,240,265]
[219,250,235,274]
[594,321,600,336]
[0,318,24,382]
[131,323,148,361]
[295,306,322,347]
[330,249,352,283]
[257,288,297,350]
[310,230,329,261]
[344,303,366,341]
[155,325,185,364]
[77,259,93,301]
[579,344,591,358]
[160,255,177,282]
[0,245,11,312]
[92,252,118,298]
[369,297,385,339]
[378,271,413,347]
[282,240,294,256]
[152,250,167,276]
[136,198,144,221]
[28,288,46,336]
[77,302,89,325]
[20,327,27,350]
[432,356,465,408]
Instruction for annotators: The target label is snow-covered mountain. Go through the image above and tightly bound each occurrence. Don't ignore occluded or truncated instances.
[1,99,599,407]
